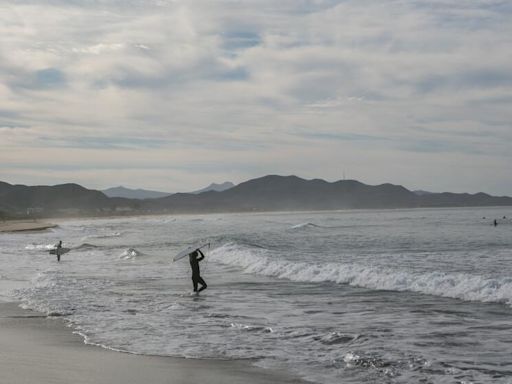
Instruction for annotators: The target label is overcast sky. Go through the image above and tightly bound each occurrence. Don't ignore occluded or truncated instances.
[1,0,511,194]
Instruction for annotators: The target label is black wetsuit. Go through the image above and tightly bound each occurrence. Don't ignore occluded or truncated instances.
[189,250,207,293]
[56,242,62,262]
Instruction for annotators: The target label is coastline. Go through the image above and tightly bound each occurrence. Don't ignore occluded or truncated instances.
[0,220,57,233]
[0,301,306,384]
[2,204,510,226]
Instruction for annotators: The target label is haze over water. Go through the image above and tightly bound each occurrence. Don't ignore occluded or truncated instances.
[2,207,512,383]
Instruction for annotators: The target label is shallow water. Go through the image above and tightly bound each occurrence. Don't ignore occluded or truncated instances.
[2,208,512,383]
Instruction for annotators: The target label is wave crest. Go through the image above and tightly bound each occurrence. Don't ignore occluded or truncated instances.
[75,243,100,250]
[210,243,512,307]
[120,248,143,259]
[290,222,321,229]
[82,232,122,241]
[25,243,56,250]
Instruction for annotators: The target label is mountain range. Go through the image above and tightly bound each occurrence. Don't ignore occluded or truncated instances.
[102,186,171,199]
[190,181,235,195]
[1,176,511,218]
[0,181,111,215]
[101,182,235,199]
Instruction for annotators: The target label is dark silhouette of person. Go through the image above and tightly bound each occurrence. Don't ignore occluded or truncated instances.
[189,249,207,293]
[56,240,63,262]
[494,219,498,227]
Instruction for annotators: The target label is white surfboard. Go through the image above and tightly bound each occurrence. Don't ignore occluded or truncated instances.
[49,247,71,256]
[173,243,210,262]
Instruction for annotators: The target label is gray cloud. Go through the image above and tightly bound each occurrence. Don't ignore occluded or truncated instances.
[1,0,511,194]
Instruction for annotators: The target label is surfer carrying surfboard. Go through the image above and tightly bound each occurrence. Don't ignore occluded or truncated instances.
[189,249,207,293]
[56,240,62,262]
[48,240,70,261]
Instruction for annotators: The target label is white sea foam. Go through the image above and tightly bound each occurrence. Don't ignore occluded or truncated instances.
[119,248,142,259]
[210,243,512,307]
[25,243,56,250]
[290,222,321,229]
[16,271,70,315]
[82,232,122,241]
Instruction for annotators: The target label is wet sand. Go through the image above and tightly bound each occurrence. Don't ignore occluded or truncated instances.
[0,302,305,384]
[0,220,57,233]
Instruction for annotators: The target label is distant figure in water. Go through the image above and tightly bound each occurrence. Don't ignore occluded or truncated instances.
[494,219,498,227]
[56,240,63,262]
[189,249,207,293]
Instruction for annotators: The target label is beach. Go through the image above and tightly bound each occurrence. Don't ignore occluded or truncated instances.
[0,220,57,233]
[2,209,512,383]
[0,301,303,384]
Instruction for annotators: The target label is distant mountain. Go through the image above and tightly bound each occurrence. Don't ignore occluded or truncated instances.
[143,175,512,213]
[413,190,434,196]
[2,175,512,218]
[0,181,112,216]
[417,191,512,207]
[190,182,234,194]
[102,186,171,199]
[144,175,420,213]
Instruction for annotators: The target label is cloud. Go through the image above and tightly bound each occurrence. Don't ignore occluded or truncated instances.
[14,68,68,90]
[0,0,511,194]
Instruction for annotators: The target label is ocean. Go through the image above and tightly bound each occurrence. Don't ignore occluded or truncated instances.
[1,207,512,383]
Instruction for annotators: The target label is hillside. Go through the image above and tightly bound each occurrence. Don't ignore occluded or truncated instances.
[190,182,234,194]
[2,176,512,218]
[142,175,512,213]
[0,182,112,216]
[102,186,171,199]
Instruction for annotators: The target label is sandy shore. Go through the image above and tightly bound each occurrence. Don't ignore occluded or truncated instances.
[0,220,57,233]
[0,302,306,384]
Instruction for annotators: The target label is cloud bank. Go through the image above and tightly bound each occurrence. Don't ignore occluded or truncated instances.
[1,0,511,194]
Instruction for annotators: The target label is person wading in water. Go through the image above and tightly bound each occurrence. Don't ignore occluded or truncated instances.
[56,240,63,262]
[189,249,207,294]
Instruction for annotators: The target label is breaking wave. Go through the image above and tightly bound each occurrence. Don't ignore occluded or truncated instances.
[290,222,322,229]
[26,242,102,252]
[25,243,56,250]
[120,248,143,259]
[210,243,512,307]
[82,232,122,240]
[74,243,101,250]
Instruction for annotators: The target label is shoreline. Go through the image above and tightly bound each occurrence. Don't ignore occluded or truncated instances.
[0,220,57,233]
[0,301,307,384]
[2,204,509,228]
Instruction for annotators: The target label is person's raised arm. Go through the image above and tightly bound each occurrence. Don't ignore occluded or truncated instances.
[197,249,205,261]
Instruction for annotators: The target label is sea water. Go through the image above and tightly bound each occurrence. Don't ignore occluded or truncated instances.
[1,208,512,383]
